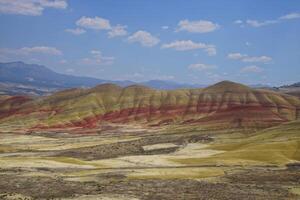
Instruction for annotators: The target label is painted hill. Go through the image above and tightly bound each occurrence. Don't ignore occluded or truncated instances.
[0,81,299,131]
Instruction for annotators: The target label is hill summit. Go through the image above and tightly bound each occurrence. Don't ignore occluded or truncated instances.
[204,81,251,93]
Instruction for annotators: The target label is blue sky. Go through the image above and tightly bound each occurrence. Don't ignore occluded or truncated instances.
[0,0,299,86]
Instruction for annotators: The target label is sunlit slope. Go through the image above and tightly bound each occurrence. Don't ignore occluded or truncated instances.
[0,81,300,130]
[175,120,300,165]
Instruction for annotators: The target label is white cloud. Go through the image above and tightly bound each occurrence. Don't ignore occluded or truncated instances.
[227,53,244,60]
[188,63,216,71]
[65,28,86,35]
[39,0,67,8]
[235,12,300,28]
[75,16,128,39]
[108,24,127,38]
[246,20,278,27]
[161,40,216,56]
[161,26,169,30]
[20,46,62,55]
[227,53,272,63]
[205,46,217,56]
[176,19,219,33]
[127,31,160,47]
[279,12,300,20]
[0,46,62,56]
[242,56,272,63]
[0,0,67,16]
[76,16,111,30]
[161,40,202,51]
[80,50,114,66]
[234,20,243,24]
[245,42,251,46]
[241,65,263,73]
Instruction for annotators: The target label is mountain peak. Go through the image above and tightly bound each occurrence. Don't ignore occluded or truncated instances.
[204,80,251,93]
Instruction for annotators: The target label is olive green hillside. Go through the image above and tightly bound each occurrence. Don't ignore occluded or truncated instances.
[174,120,300,166]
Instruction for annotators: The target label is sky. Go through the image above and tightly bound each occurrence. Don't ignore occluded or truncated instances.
[0,0,299,86]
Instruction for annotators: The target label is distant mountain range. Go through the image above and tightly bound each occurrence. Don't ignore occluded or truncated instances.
[0,61,132,95]
[0,62,204,95]
[277,82,300,98]
[280,82,300,88]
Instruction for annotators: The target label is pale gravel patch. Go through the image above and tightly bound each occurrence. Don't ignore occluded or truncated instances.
[115,154,180,167]
[63,176,99,183]
[0,133,140,151]
[61,194,140,200]
[127,167,224,180]
[0,134,57,145]
[0,152,44,158]
[171,143,224,158]
[142,143,178,151]
[0,157,95,169]
[290,187,300,195]
[0,193,33,200]
[91,143,224,168]
[19,171,57,178]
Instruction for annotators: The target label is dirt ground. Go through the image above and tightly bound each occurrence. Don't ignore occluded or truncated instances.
[0,125,299,200]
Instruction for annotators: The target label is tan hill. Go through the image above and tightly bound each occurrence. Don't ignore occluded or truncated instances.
[175,119,300,166]
[0,81,299,131]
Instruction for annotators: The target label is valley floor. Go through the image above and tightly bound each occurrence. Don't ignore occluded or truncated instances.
[0,123,299,200]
